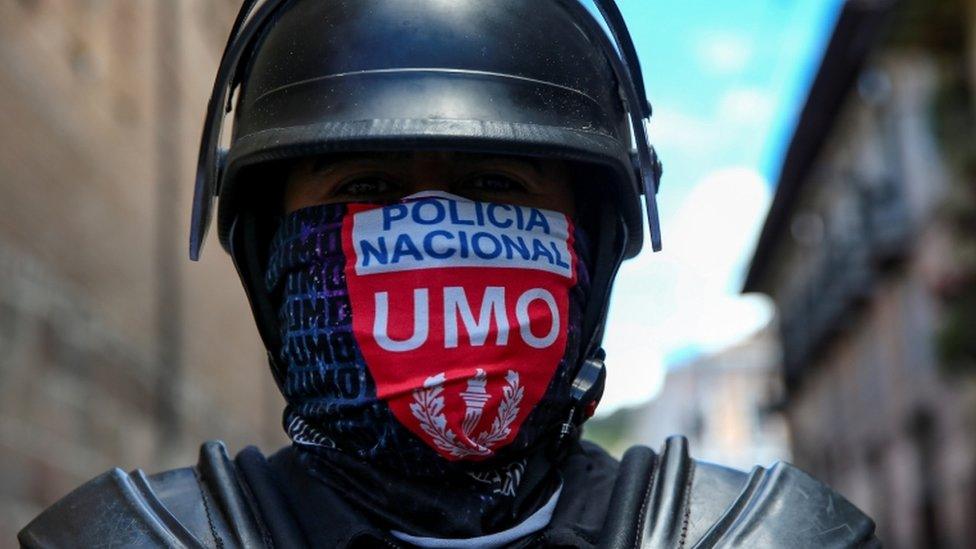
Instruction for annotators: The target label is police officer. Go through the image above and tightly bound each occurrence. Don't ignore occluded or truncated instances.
[19,1,879,547]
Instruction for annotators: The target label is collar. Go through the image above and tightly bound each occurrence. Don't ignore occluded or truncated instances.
[237,440,619,548]
[390,484,563,548]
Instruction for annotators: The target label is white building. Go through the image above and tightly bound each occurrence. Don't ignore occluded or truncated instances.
[626,328,791,471]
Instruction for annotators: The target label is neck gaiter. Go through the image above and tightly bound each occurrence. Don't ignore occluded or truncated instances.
[265,191,592,536]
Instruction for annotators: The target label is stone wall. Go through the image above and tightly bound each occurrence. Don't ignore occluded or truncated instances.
[0,0,287,540]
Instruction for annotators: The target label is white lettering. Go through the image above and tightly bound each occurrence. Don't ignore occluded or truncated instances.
[371,287,561,351]
[443,287,510,348]
[374,289,429,351]
[515,289,560,349]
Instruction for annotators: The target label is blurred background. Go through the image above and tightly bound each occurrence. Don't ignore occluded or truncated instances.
[0,0,974,547]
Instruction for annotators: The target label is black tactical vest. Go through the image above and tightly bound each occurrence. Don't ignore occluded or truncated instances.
[18,436,878,548]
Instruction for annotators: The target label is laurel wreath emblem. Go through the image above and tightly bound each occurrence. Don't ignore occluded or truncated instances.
[410,369,524,458]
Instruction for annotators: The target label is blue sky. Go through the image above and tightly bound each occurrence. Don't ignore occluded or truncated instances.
[594,0,845,413]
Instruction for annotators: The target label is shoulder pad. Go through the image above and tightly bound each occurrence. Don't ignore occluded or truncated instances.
[18,441,269,548]
[601,436,879,549]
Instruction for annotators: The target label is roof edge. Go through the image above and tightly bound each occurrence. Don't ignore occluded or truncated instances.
[742,0,897,294]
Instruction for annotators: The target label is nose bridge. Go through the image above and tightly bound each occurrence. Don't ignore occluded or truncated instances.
[406,152,456,193]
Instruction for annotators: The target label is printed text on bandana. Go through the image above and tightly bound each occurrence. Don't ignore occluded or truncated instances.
[351,194,572,278]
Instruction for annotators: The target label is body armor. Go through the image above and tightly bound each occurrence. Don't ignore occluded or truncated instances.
[19,436,878,548]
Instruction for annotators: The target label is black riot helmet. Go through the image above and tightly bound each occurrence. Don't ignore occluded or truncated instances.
[190,0,663,411]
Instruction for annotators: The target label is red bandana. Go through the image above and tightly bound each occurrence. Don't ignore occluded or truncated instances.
[341,192,578,460]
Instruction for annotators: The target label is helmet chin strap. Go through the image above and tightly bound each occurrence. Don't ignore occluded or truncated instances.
[558,349,607,445]
[228,210,289,392]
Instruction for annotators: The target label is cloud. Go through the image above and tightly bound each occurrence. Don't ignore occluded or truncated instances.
[597,167,774,415]
[599,322,666,412]
[668,167,771,287]
[647,109,722,153]
[717,87,776,125]
[695,31,754,75]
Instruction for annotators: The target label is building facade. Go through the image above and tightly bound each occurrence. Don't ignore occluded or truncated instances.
[625,328,791,471]
[0,0,287,540]
[744,1,976,547]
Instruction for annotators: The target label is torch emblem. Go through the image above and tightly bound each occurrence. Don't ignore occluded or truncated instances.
[460,369,491,437]
[409,369,524,459]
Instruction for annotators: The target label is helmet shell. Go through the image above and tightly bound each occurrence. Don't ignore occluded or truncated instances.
[218,0,644,258]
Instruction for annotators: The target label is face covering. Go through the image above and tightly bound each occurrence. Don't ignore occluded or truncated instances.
[265,191,591,479]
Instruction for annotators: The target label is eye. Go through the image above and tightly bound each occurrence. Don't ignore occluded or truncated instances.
[458,173,527,194]
[334,176,398,197]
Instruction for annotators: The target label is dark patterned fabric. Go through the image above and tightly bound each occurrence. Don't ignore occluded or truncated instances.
[264,197,592,535]
[265,203,419,468]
